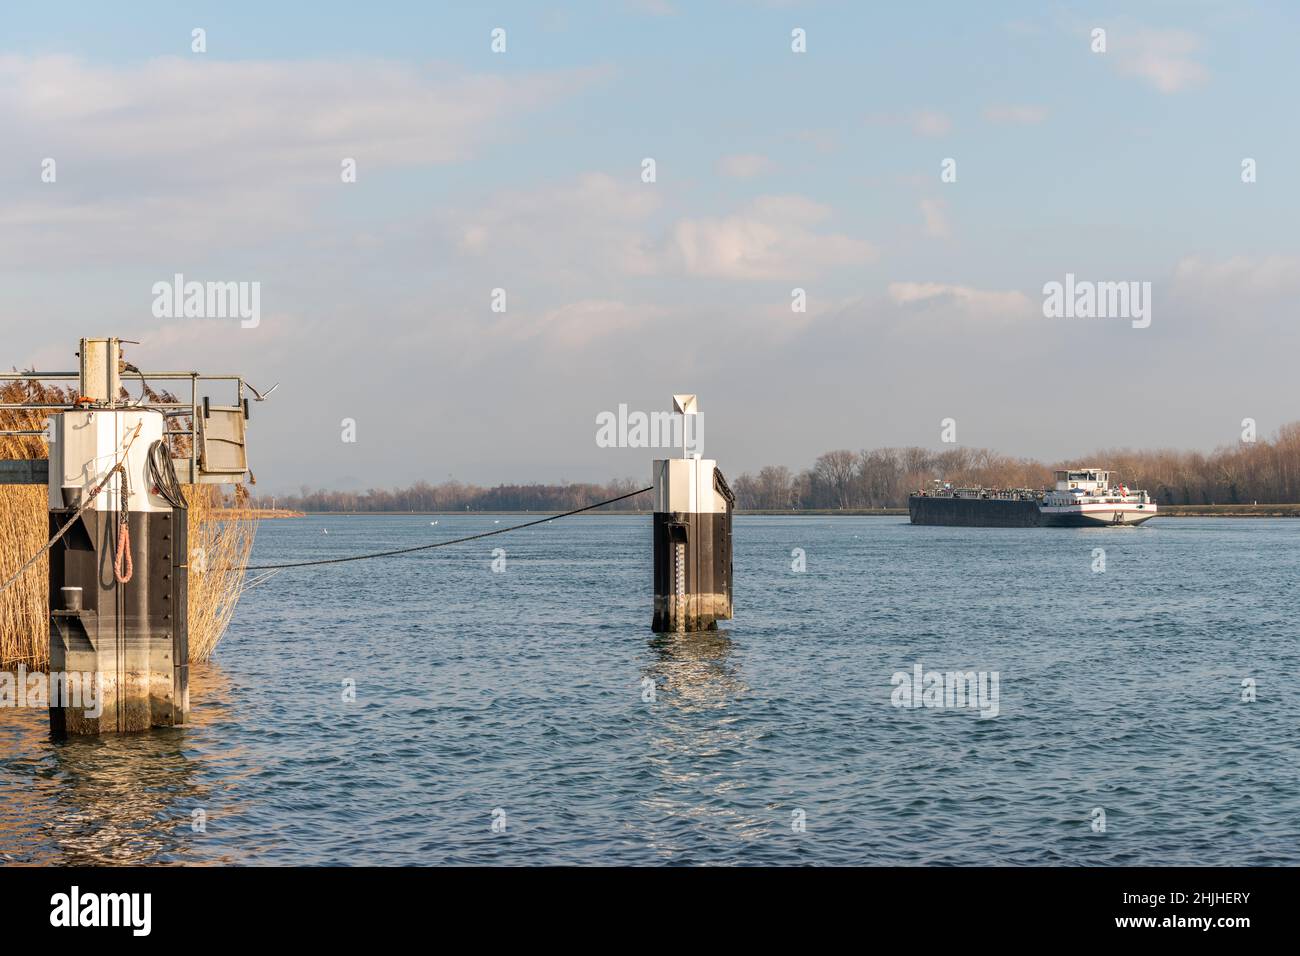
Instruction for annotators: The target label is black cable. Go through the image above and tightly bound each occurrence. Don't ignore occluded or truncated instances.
[233,486,654,571]
[147,439,188,509]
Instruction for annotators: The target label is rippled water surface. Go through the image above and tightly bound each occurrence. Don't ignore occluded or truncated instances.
[3,515,1299,865]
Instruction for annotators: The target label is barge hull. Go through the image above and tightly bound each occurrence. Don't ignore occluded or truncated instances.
[1039,508,1156,527]
[908,495,1042,527]
[909,496,1158,527]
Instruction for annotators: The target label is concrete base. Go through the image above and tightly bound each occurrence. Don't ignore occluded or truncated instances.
[47,507,189,735]
[652,591,732,632]
[49,614,187,735]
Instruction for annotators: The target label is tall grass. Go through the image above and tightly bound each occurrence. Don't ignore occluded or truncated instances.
[0,379,74,460]
[0,485,50,667]
[185,484,258,663]
[0,380,67,669]
[0,376,257,669]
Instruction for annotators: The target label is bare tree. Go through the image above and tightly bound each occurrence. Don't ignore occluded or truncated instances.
[270,422,1300,512]
[813,450,859,509]
[756,465,795,509]
[857,448,901,507]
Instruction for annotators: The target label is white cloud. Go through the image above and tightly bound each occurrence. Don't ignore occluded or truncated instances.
[1115,29,1207,93]
[888,282,1033,319]
[450,172,663,281]
[983,104,1049,124]
[1172,255,1300,298]
[919,198,951,239]
[494,299,667,349]
[0,55,596,177]
[748,293,864,339]
[911,110,952,137]
[865,110,952,137]
[625,0,677,14]
[668,195,876,280]
[717,153,774,178]
[439,177,877,288]
[0,190,310,264]
[788,128,839,154]
[0,55,599,263]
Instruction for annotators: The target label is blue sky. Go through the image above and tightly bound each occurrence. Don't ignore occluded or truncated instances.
[2,2,1297,490]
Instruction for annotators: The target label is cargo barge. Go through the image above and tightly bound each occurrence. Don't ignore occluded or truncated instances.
[909,468,1157,528]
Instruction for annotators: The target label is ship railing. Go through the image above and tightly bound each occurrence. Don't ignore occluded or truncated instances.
[1047,494,1151,505]
[952,489,1042,501]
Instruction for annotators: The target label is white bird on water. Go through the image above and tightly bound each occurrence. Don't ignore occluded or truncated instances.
[322,528,329,535]
[430,520,438,525]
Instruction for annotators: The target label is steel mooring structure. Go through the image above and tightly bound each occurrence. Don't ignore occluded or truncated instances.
[651,395,734,633]
[1,337,258,735]
[5,362,736,730]
[47,403,188,735]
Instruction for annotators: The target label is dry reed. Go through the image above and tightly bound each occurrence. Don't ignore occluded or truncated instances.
[1,376,257,669]
[0,379,67,669]
[0,485,50,668]
[184,484,258,663]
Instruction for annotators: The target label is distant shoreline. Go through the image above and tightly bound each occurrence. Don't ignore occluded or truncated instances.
[224,509,306,519]
[1146,504,1300,517]
[255,505,1300,519]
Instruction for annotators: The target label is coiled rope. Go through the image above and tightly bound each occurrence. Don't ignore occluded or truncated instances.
[112,441,135,584]
[113,520,134,584]
[235,486,653,571]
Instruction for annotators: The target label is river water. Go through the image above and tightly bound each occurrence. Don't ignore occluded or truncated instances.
[2,515,1298,865]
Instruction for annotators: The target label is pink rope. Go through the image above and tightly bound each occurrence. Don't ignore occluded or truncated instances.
[114,520,133,584]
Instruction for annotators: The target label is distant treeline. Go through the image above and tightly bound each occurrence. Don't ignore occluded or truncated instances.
[731,422,1300,510]
[262,478,653,513]
[262,423,1300,512]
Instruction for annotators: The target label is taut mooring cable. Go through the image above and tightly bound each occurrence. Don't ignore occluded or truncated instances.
[232,486,654,572]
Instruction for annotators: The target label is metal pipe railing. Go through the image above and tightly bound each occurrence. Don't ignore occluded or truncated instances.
[2,368,246,481]
[0,402,193,410]
[0,370,226,379]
